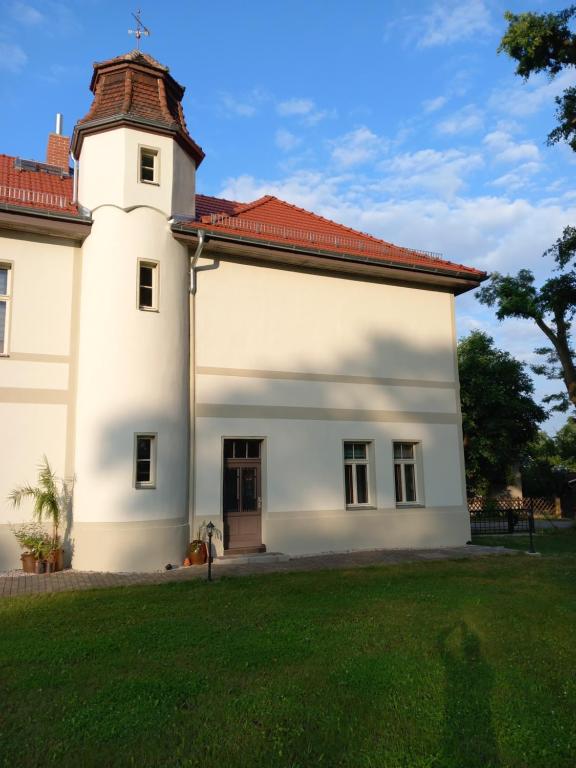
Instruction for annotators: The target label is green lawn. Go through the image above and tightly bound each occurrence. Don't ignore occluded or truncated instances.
[1,540,575,768]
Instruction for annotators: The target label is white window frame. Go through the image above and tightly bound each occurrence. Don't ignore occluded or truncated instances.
[0,262,12,357]
[343,440,374,508]
[134,433,157,489]
[137,259,159,312]
[139,146,160,185]
[393,441,424,506]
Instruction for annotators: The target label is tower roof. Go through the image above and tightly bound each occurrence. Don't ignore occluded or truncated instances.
[71,50,204,166]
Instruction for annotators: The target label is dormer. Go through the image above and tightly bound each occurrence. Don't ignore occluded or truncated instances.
[72,50,204,217]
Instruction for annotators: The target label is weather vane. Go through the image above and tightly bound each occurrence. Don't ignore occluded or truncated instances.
[128,9,150,50]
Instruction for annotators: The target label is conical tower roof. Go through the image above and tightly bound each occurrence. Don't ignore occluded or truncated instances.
[72,50,204,166]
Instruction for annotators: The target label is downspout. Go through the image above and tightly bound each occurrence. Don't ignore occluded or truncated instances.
[188,229,206,541]
[72,152,79,205]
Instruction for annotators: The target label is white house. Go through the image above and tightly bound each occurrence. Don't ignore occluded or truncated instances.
[0,50,485,572]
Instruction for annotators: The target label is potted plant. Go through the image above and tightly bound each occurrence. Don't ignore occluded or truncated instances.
[8,456,68,572]
[188,536,208,565]
[11,522,52,573]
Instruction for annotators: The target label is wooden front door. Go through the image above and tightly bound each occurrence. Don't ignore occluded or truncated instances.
[223,440,265,553]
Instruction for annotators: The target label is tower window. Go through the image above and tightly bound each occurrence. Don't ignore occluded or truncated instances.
[134,434,157,488]
[138,260,159,311]
[139,147,159,184]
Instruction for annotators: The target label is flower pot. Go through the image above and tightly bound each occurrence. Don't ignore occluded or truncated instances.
[47,547,64,572]
[21,552,36,574]
[34,559,46,575]
[188,541,208,565]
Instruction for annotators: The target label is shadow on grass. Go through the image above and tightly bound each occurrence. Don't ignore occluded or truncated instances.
[438,621,500,768]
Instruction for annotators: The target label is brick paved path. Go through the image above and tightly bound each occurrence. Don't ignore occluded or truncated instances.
[0,545,515,599]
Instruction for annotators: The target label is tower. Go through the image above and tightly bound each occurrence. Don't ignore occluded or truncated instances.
[70,51,204,570]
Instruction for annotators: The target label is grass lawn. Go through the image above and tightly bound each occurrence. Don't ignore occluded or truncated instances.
[1,539,575,768]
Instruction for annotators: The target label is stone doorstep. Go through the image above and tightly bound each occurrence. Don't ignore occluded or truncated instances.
[214,552,290,566]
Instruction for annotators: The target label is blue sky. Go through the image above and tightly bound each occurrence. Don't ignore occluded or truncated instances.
[1,0,575,431]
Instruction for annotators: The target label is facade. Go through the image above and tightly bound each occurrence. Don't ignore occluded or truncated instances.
[0,51,485,572]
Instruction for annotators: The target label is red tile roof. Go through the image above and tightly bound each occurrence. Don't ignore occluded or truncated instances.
[0,154,78,215]
[191,194,484,278]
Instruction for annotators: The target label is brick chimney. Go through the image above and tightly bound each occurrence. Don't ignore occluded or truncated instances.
[46,113,70,173]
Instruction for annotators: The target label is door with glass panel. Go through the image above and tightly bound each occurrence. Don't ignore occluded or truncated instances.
[222,439,265,553]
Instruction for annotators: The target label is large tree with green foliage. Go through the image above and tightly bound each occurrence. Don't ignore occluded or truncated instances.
[458,331,546,496]
[478,7,576,412]
[499,5,576,149]
[477,263,576,411]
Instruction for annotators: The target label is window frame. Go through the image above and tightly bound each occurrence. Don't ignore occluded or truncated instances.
[137,259,159,312]
[393,440,424,507]
[134,433,157,489]
[0,262,13,357]
[138,145,160,185]
[343,440,375,509]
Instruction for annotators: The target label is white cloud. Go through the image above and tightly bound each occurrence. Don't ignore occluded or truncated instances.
[220,89,266,118]
[422,95,447,113]
[9,1,43,24]
[436,105,483,135]
[380,148,483,198]
[277,98,315,116]
[0,42,27,72]
[490,68,576,118]
[330,126,387,168]
[275,129,301,152]
[418,0,493,47]
[276,97,333,126]
[491,162,541,191]
[483,130,541,164]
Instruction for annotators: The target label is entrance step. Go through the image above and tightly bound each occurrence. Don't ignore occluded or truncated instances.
[214,552,290,566]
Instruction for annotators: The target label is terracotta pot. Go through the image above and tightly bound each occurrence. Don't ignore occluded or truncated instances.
[47,548,64,572]
[34,559,46,575]
[21,552,36,574]
[188,541,208,565]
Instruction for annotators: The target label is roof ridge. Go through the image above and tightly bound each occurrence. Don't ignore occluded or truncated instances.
[196,193,242,206]
[231,195,276,216]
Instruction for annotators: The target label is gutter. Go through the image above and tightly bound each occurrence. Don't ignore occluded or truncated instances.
[171,223,487,284]
[0,201,91,224]
[188,229,207,543]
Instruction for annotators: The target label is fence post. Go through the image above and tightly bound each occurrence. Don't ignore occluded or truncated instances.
[528,498,536,554]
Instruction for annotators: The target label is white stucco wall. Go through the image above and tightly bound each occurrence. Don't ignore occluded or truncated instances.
[0,230,77,570]
[193,257,469,556]
[77,127,196,218]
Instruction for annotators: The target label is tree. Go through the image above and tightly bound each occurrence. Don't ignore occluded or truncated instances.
[458,331,546,496]
[477,265,576,411]
[499,6,576,150]
[484,9,576,411]
[522,418,576,496]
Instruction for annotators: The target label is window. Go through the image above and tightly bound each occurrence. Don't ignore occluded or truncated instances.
[223,439,261,459]
[344,441,372,506]
[393,442,420,504]
[138,260,158,311]
[139,147,159,184]
[0,264,11,356]
[134,434,156,488]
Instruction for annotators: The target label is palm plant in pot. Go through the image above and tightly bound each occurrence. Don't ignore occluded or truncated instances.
[9,456,68,572]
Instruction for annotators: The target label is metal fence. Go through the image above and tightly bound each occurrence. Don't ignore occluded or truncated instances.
[469,497,537,535]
